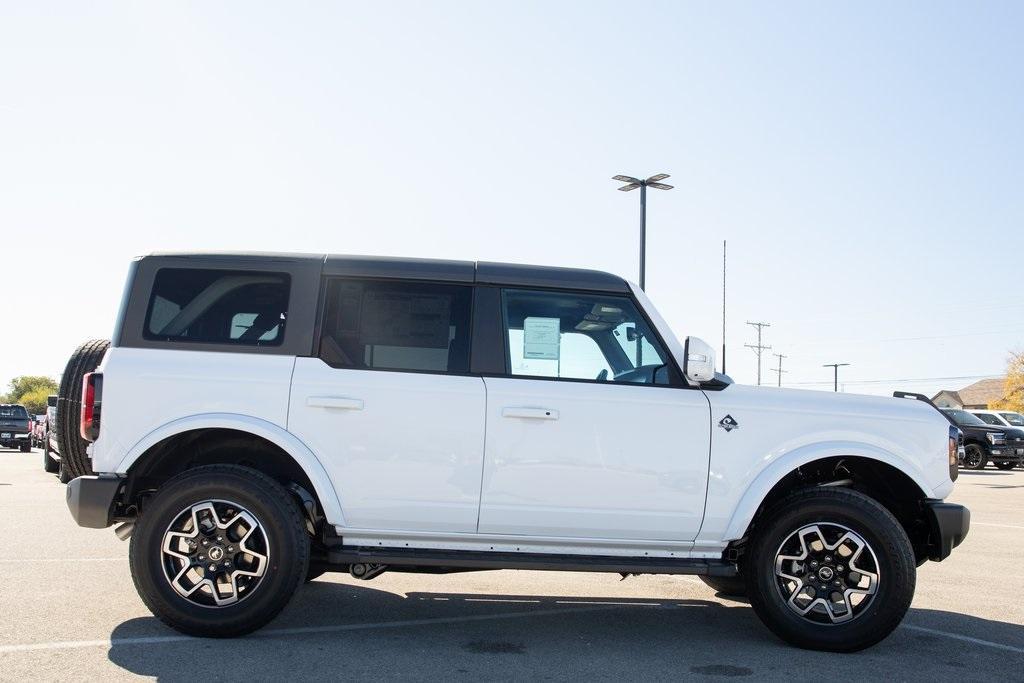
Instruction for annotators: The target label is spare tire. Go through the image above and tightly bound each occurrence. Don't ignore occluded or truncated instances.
[56,339,110,479]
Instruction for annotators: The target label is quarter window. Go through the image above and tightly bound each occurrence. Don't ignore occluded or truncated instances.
[319,279,472,373]
[501,289,673,385]
[144,269,290,346]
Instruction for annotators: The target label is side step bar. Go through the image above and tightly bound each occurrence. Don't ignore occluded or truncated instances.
[327,546,737,577]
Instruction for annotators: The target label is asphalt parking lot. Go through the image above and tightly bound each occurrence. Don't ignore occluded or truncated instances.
[1,449,1022,681]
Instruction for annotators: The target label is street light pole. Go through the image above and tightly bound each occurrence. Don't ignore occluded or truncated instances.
[823,363,850,392]
[639,183,647,290]
[613,173,673,291]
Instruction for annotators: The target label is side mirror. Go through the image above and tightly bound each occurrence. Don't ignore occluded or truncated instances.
[683,336,716,383]
[626,326,641,342]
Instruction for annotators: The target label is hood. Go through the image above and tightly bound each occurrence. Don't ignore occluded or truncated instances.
[709,384,942,423]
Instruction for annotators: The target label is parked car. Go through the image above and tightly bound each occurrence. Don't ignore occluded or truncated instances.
[0,404,32,452]
[969,409,1024,430]
[42,394,66,479]
[64,252,969,652]
[31,414,46,448]
[941,408,1024,470]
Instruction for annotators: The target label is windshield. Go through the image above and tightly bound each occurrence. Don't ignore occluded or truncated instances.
[0,406,28,419]
[942,409,987,427]
[1000,412,1024,427]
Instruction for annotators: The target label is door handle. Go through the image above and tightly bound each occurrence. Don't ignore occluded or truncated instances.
[307,396,364,410]
[502,407,559,420]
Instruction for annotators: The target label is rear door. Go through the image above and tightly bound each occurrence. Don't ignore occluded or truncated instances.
[288,277,486,533]
[477,287,712,541]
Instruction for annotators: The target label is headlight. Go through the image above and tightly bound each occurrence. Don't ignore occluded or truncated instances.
[987,432,1006,446]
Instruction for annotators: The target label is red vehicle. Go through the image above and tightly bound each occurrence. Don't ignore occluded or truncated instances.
[31,415,46,448]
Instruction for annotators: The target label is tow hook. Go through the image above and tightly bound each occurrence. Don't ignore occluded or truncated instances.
[114,522,134,541]
[349,563,386,580]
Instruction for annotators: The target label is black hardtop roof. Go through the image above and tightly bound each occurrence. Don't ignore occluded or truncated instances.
[140,252,630,293]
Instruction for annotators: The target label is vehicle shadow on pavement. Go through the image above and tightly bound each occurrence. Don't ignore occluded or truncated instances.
[105,580,1024,680]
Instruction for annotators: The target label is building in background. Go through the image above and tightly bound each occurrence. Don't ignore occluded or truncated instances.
[932,378,1006,409]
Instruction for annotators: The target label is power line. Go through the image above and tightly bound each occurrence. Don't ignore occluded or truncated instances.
[744,321,771,386]
[770,353,787,387]
[789,373,1002,387]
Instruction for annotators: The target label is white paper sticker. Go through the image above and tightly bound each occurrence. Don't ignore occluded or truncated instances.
[523,317,560,360]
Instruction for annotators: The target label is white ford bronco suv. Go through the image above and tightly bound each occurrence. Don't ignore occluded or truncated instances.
[64,252,969,651]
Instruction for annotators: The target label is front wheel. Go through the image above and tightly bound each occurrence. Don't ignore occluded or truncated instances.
[129,465,310,637]
[745,487,915,652]
[962,444,987,470]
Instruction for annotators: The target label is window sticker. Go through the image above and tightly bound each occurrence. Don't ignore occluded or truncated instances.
[523,317,561,360]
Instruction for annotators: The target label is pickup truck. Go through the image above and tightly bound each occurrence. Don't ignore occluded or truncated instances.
[0,404,32,452]
[941,408,1024,470]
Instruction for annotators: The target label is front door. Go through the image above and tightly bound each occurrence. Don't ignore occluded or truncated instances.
[478,288,711,541]
[288,277,485,533]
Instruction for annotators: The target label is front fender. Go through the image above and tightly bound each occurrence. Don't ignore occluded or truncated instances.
[115,413,345,526]
[719,441,938,542]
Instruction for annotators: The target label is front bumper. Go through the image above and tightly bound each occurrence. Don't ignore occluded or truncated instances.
[923,501,970,561]
[65,475,124,528]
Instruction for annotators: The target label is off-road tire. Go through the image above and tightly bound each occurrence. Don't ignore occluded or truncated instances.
[995,462,1017,470]
[129,464,309,637]
[962,444,987,470]
[745,487,915,652]
[43,440,59,473]
[58,462,71,484]
[20,441,31,453]
[699,574,747,597]
[56,339,110,478]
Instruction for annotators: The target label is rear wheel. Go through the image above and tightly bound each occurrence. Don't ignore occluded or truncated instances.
[129,465,309,637]
[962,444,987,470]
[746,487,915,652]
[995,462,1017,470]
[20,441,31,453]
[56,339,110,478]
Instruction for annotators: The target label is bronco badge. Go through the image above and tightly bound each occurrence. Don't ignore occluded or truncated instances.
[718,415,739,432]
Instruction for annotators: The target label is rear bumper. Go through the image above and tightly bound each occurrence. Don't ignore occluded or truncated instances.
[65,475,123,528]
[923,501,970,562]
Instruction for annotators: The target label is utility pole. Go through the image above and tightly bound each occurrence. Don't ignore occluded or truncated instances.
[744,321,772,386]
[770,353,787,387]
[822,363,850,392]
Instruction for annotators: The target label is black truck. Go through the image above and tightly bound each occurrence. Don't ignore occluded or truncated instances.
[941,408,1024,470]
[0,404,32,452]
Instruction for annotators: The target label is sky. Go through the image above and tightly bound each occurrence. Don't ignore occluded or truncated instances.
[1,1,1022,398]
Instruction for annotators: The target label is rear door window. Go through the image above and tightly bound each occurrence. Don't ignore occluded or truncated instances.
[144,269,290,346]
[319,279,472,373]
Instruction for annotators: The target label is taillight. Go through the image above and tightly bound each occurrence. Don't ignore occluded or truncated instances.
[80,372,103,442]
[949,426,961,482]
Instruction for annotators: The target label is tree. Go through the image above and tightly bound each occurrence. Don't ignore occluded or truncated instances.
[1,375,59,414]
[3,376,59,403]
[17,386,51,415]
[992,351,1024,413]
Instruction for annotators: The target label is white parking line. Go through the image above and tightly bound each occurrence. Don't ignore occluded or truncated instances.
[2,604,1022,657]
[973,522,1024,530]
[901,624,1024,655]
[0,558,123,564]
[0,605,620,654]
